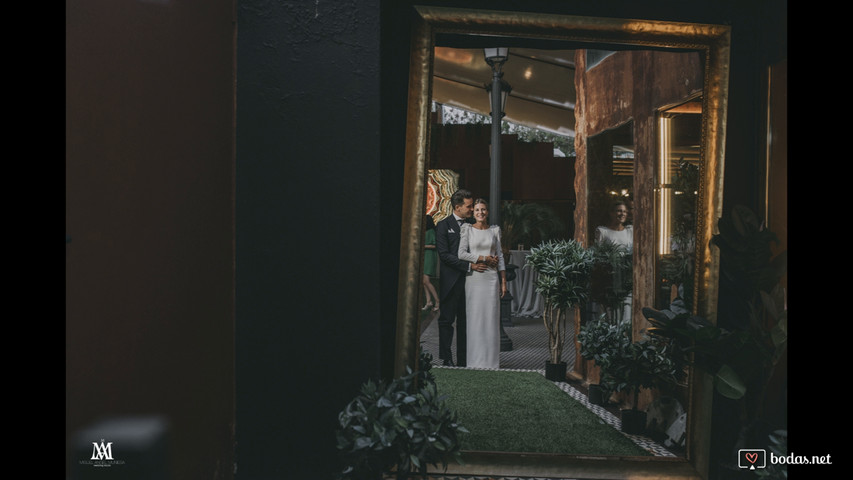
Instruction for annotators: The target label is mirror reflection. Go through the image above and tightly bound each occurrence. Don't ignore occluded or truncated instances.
[416,39,705,460]
[586,122,634,326]
[656,102,702,315]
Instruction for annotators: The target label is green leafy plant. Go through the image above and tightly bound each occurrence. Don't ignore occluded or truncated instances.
[658,251,694,312]
[525,239,593,365]
[644,205,787,476]
[335,351,468,480]
[500,201,565,254]
[644,308,781,401]
[588,239,633,323]
[669,159,699,254]
[577,316,623,371]
[601,330,679,413]
[657,159,699,313]
[646,205,787,401]
[577,317,629,401]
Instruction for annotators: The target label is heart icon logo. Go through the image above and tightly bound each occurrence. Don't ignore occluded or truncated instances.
[745,452,758,464]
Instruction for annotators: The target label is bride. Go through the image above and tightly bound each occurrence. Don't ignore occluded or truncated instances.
[457,198,507,369]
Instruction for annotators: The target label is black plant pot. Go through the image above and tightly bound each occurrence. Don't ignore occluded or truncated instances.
[545,361,567,381]
[588,384,607,406]
[620,409,647,434]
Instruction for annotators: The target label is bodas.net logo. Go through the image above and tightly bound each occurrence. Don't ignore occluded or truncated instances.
[78,439,126,468]
[738,449,767,470]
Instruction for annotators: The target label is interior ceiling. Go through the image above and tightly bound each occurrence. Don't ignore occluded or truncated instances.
[432,46,578,137]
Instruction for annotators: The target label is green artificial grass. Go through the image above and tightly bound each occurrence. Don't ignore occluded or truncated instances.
[432,368,652,456]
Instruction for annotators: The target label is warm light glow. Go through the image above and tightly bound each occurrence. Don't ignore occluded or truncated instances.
[524,67,533,80]
[434,46,475,64]
[659,116,672,255]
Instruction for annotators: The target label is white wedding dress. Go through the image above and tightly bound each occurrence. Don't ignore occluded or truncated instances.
[595,224,634,250]
[457,224,505,369]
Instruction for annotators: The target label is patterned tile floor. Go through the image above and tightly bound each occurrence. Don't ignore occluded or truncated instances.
[418,310,680,471]
[419,312,576,371]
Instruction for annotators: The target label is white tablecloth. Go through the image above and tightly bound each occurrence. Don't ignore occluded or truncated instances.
[506,250,544,317]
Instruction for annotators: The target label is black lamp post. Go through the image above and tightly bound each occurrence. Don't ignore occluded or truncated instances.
[484,47,514,351]
[483,47,511,229]
[485,79,512,118]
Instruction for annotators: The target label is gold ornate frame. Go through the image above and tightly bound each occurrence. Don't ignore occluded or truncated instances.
[394,6,730,478]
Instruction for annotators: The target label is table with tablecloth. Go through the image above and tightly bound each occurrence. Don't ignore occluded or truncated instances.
[506,249,544,317]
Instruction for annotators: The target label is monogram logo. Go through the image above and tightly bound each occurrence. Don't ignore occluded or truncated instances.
[91,440,113,461]
[79,438,125,468]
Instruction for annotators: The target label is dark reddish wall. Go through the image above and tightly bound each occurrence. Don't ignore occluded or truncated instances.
[431,123,575,239]
[66,1,236,478]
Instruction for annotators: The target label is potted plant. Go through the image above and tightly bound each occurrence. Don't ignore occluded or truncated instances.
[525,239,593,381]
[644,205,787,478]
[500,201,565,256]
[602,331,679,435]
[588,239,633,324]
[577,316,625,405]
[335,351,468,480]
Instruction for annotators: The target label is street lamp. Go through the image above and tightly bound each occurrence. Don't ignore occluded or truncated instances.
[483,47,510,229]
[483,47,509,68]
[484,79,512,118]
[484,47,514,352]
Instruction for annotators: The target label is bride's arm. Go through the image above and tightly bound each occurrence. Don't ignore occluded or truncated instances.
[494,226,506,271]
[457,224,481,263]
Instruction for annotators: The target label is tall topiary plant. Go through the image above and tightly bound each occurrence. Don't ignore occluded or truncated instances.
[525,239,593,380]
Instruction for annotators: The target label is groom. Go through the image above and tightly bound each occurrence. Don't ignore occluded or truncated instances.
[435,189,487,366]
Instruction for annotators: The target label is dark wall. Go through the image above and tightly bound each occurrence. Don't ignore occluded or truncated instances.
[66,1,237,479]
[234,1,389,479]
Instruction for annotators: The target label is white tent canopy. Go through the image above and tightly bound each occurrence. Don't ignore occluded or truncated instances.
[432,46,577,137]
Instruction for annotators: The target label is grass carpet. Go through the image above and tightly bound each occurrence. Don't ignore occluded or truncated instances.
[432,368,651,457]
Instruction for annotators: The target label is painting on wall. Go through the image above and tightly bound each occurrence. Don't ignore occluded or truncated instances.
[426,169,459,222]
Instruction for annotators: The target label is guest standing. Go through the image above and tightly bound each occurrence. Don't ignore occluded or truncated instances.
[594,199,634,323]
[457,198,506,369]
[595,200,633,250]
[421,215,439,312]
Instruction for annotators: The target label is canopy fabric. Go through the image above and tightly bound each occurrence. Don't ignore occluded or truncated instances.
[433,47,577,136]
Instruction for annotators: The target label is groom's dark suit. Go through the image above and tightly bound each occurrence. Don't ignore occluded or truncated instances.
[435,214,473,366]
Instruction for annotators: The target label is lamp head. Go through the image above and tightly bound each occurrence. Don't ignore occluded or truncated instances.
[483,47,509,68]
